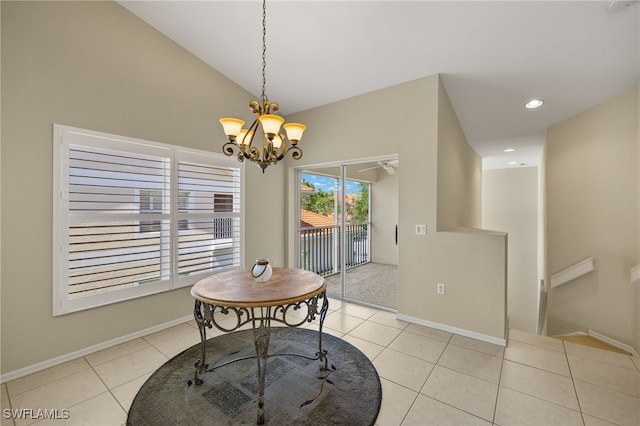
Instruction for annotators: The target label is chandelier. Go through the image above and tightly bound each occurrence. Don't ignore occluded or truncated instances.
[219,0,306,173]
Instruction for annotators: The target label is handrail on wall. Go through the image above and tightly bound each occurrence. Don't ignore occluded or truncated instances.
[536,279,547,335]
[550,257,594,289]
[632,264,640,285]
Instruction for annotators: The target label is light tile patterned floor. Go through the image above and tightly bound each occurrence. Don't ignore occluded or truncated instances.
[2,299,639,426]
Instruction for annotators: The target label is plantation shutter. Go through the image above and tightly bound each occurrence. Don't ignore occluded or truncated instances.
[54,125,243,315]
[67,144,172,301]
[176,153,242,278]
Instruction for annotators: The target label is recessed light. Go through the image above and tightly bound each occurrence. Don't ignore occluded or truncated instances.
[504,148,516,152]
[508,161,518,165]
[525,99,544,109]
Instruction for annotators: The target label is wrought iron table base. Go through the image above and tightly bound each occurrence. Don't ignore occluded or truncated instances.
[193,292,329,425]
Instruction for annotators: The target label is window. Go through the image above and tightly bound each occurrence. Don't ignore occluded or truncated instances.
[178,191,190,231]
[139,189,163,232]
[139,190,190,232]
[213,194,234,239]
[53,125,243,315]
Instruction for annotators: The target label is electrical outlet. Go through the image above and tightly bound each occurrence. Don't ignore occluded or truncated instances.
[437,283,446,295]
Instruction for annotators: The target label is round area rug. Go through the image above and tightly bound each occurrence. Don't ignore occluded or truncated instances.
[128,327,381,425]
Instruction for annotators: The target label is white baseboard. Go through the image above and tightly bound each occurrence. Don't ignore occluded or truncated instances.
[557,331,588,337]
[588,330,640,357]
[396,314,507,347]
[1,315,193,384]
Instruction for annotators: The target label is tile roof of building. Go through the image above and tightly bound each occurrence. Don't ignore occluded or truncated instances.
[300,209,335,229]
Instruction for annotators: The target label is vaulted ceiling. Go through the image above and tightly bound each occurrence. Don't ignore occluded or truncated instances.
[119,1,639,169]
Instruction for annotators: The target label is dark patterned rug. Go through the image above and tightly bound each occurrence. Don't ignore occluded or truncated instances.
[127,327,381,425]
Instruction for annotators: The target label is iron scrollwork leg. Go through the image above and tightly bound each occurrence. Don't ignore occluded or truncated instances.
[252,307,271,425]
[193,300,210,385]
[316,291,329,371]
[191,292,328,423]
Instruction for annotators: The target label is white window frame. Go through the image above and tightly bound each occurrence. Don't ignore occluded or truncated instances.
[53,124,244,315]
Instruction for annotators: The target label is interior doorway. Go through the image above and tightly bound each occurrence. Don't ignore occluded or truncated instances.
[296,158,399,309]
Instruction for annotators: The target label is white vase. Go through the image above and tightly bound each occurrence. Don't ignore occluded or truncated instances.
[251,259,272,282]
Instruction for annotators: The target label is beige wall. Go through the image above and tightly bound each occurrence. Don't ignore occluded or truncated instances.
[437,80,482,231]
[287,75,507,342]
[546,87,639,350]
[483,167,539,333]
[1,1,286,374]
[1,1,509,377]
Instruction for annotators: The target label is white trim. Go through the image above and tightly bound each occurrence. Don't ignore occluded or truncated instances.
[557,331,588,337]
[396,313,507,347]
[0,315,193,384]
[588,330,640,357]
[550,257,594,288]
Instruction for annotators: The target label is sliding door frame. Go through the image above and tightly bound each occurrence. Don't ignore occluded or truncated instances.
[293,155,398,308]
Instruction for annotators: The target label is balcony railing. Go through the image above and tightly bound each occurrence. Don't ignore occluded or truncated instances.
[299,223,370,277]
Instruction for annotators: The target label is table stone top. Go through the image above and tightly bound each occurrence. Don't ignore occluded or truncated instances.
[191,267,326,307]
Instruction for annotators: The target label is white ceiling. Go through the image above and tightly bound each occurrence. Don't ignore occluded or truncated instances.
[118,0,639,169]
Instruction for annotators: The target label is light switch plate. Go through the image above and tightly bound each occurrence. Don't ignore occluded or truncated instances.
[415,224,427,235]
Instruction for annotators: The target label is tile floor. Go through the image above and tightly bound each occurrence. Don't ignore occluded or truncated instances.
[2,299,639,426]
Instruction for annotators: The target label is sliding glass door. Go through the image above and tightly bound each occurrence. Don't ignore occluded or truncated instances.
[297,159,398,309]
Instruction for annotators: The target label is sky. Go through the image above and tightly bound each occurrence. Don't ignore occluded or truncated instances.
[301,172,363,195]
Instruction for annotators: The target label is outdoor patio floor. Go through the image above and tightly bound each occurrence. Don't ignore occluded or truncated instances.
[324,262,398,309]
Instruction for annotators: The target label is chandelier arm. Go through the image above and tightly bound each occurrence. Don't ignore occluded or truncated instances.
[270,141,287,164]
[222,141,238,157]
[264,139,276,163]
[274,144,288,162]
[222,141,250,163]
[248,145,261,162]
[250,100,262,115]
[288,145,303,161]
[250,119,267,163]
[275,145,303,162]
[267,101,279,114]
[245,119,260,151]
[273,141,284,159]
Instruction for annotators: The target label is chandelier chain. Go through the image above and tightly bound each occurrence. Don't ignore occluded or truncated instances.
[261,0,267,104]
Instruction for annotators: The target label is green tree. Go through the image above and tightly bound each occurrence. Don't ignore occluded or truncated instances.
[301,179,334,215]
[350,183,369,223]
